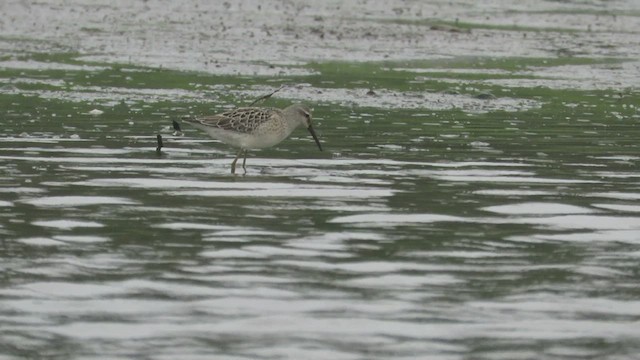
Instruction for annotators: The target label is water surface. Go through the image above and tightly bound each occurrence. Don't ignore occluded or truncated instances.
[1,1,640,359]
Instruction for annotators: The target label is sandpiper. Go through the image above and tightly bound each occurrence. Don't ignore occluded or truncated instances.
[182,103,322,174]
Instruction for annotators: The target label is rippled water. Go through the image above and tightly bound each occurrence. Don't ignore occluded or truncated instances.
[2,0,640,358]
[2,92,640,358]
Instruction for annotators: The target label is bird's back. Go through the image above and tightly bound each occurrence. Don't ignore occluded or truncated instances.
[184,107,279,134]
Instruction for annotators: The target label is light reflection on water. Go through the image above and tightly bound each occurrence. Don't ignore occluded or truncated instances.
[2,0,640,356]
[1,135,640,359]
[2,80,640,360]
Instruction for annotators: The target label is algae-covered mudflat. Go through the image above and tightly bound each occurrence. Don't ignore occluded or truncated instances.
[1,1,640,359]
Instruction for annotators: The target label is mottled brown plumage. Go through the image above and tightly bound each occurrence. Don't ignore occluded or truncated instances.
[189,107,277,134]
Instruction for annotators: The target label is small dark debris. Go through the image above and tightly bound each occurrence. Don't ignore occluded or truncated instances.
[429,24,471,34]
[474,92,496,100]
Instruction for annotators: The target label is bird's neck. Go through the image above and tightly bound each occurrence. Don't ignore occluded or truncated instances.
[282,110,302,133]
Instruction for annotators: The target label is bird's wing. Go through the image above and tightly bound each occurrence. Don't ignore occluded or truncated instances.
[186,107,278,134]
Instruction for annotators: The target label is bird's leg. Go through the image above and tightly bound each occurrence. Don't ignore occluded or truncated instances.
[242,150,248,174]
[230,158,237,174]
[231,149,243,174]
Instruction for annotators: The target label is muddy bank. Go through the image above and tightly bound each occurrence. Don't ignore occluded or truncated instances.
[1,0,639,76]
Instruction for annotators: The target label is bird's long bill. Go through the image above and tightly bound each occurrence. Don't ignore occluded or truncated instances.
[307,124,323,151]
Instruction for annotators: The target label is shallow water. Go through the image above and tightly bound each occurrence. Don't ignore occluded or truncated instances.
[2,0,640,359]
[2,95,640,359]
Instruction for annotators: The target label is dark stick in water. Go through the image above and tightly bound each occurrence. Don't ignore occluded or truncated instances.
[247,85,286,107]
[172,119,182,132]
[156,134,163,154]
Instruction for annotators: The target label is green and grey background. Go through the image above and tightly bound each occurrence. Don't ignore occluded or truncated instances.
[1,1,640,359]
